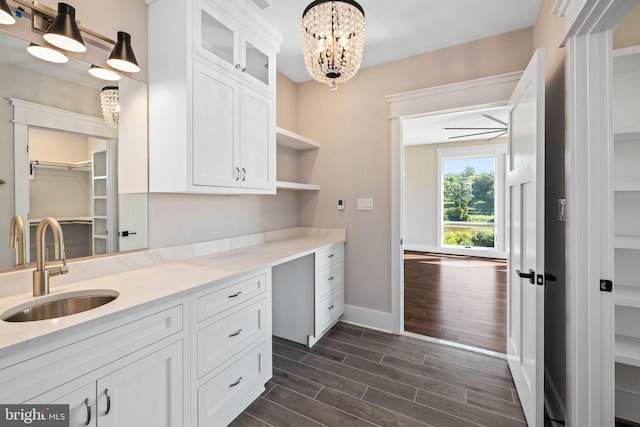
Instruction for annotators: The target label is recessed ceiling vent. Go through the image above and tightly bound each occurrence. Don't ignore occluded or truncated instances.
[251,0,272,9]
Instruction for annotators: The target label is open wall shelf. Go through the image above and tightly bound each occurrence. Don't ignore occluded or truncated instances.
[276,127,320,192]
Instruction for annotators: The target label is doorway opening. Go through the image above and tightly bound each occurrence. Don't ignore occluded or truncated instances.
[402,105,509,354]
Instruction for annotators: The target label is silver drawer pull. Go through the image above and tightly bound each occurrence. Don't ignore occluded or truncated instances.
[228,291,242,299]
[328,304,335,310]
[328,276,334,281]
[229,377,243,388]
[83,398,91,426]
[328,254,334,258]
[229,329,243,337]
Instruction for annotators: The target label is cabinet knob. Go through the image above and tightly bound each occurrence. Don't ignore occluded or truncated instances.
[235,64,241,70]
[83,398,91,426]
[241,67,247,73]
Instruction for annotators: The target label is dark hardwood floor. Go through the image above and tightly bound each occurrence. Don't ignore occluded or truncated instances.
[232,322,525,427]
[404,252,507,354]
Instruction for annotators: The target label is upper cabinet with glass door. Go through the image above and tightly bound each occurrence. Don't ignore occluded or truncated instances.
[148,0,281,194]
[195,0,275,94]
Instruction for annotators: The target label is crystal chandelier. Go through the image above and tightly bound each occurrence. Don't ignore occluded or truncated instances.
[100,87,119,128]
[302,0,365,91]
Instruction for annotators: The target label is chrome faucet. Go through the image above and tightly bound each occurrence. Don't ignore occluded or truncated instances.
[33,217,68,296]
[9,215,26,266]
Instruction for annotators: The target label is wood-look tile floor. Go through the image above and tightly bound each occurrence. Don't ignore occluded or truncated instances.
[231,322,525,427]
[404,252,507,354]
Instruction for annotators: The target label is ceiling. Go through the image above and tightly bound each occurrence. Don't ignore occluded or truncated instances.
[403,105,509,146]
[258,0,542,83]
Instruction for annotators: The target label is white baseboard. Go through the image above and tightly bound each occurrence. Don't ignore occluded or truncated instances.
[404,243,507,259]
[544,365,566,425]
[341,304,395,333]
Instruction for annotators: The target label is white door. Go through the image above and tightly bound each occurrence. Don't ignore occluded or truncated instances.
[506,48,545,427]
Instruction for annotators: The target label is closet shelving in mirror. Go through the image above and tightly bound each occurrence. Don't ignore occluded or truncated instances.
[276,127,320,191]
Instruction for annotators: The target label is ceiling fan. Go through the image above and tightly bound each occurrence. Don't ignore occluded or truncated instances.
[444,114,508,142]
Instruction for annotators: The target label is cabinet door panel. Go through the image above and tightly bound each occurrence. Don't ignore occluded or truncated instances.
[97,340,183,427]
[239,86,274,190]
[27,382,96,427]
[192,61,239,188]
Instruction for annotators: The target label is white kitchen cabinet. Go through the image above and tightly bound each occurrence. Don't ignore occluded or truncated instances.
[194,0,275,93]
[28,340,183,427]
[612,45,640,424]
[272,243,345,347]
[148,0,280,194]
[191,269,272,426]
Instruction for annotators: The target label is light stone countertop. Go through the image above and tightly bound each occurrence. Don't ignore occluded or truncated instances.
[0,227,346,358]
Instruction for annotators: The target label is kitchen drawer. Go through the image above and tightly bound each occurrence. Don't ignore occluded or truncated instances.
[197,298,267,379]
[316,261,344,299]
[316,288,344,335]
[198,340,269,426]
[315,243,344,269]
[196,271,267,322]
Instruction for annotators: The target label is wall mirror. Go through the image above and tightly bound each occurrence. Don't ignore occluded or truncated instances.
[0,30,148,272]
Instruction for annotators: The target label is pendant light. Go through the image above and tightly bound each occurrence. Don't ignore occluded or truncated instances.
[100,87,119,128]
[43,3,86,53]
[89,65,121,81]
[27,43,68,63]
[302,0,365,91]
[0,0,15,25]
[107,31,140,73]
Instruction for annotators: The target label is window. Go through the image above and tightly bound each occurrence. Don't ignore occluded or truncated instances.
[437,145,506,254]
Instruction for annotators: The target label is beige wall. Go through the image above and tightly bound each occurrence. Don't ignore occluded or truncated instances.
[294,28,533,313]
[614,3,640,49]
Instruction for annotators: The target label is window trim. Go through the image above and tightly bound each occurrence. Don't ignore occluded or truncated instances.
[436,143,507,257]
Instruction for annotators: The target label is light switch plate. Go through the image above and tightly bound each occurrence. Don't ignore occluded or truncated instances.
[337,199,344,210]
[357,198,373,211]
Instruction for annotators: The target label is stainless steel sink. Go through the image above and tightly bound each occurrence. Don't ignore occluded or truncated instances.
[2,290,119,322]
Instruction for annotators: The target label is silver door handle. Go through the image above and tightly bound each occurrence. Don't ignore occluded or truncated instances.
[229,329,242,337]
[83,398,91,426]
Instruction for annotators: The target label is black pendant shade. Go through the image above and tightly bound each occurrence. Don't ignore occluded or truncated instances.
[107,31,140,73]
[43,3,86,52]
[0,0,15,25]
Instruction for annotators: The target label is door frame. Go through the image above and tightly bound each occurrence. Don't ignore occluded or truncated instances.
[388,71,522,335]
[552,0,639,425]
